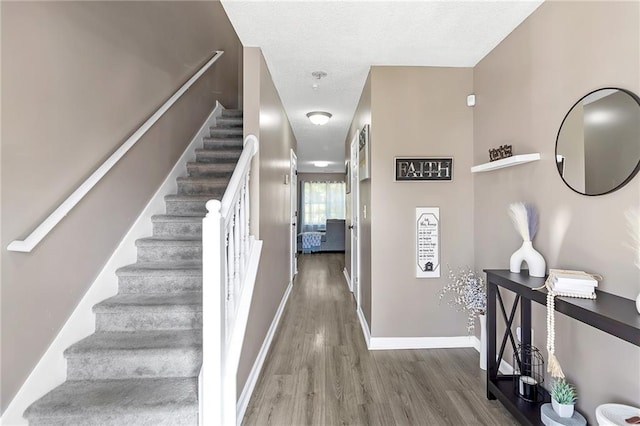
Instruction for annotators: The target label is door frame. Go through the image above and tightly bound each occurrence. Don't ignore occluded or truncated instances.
[290,149,298,284]
[350,131,361,308]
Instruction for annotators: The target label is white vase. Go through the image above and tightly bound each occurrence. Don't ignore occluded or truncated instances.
[479,313,487,370]
[510,240,546,278]
[552,398,575,418]
[636,293,640,314]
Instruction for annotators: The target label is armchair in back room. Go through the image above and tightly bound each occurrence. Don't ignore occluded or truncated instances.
[322,219,345,251]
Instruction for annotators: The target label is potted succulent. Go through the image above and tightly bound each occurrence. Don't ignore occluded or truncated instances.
[551,379,577,418]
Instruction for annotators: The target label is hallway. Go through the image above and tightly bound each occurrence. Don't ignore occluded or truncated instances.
[242,253,516,425]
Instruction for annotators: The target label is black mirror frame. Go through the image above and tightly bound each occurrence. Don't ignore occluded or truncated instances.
[554,87,640,196]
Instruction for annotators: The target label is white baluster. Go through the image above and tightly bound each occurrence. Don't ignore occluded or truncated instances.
[226,222,235,338]
[239,184,246,275]
[234,202,242,300]
[244,173,251,258]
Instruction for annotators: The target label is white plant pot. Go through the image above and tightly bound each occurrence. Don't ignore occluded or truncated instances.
[552,398,575,418]
[510,240,546,278]
[478,313,487,370]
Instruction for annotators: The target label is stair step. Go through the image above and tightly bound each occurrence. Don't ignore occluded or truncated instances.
[195,148,241,164]
[152,215,203,238]
[23,377,198,425]
[177,176,229,196]
[221,109,243,118]
[165,194,217,216]
[209,127,242,138]
[136,236,202,263]
[202,137,243,150]
[94,292,202,331]
[117,262,202,294]
[65,330,201,380]
[187,161,236,178]
[215,117,243,128]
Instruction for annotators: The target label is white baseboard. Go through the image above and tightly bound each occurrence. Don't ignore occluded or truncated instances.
[369,335,476,350]
[357,306,371,349]
[355,302,474,352]
[472,336,481,351]
[0,102,224,425]
[236,280,293,425]
[342,267,352,292]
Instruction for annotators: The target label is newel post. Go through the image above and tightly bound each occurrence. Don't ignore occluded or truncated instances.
[201,199,226,426]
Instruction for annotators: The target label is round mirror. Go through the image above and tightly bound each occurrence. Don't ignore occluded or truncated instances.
[555,88,640,196]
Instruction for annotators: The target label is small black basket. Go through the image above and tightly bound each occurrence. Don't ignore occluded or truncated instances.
[512,344,544,403]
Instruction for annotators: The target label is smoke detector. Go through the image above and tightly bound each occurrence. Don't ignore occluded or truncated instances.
[311,71,328,80]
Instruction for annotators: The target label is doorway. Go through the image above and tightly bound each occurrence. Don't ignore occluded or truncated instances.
[290,149,298,284]
[349,131,361,308]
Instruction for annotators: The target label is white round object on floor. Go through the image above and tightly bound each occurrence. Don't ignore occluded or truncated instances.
[596,404,640,426]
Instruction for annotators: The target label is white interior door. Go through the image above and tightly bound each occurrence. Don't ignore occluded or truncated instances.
[350,132,360,307]
[290,150,298,283]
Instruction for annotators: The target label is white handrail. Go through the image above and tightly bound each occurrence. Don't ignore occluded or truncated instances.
[201,134,261,426]
[221,135,258,221]
[7,50,225,253]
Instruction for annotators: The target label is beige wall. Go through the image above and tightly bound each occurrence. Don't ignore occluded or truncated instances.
[1,1,241,412]
[370,67,475,337]
[473,1,640,422]
[237,47,297,396]
[344,73,372,327]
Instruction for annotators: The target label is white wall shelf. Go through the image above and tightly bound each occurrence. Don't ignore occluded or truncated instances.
[470,153,540,173]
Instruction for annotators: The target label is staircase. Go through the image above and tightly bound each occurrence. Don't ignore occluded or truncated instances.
[24,109,243,426]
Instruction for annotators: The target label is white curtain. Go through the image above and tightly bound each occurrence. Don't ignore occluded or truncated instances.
[301,181,346,232]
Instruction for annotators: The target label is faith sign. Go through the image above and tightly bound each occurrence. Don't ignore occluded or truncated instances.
[395,158,453,181]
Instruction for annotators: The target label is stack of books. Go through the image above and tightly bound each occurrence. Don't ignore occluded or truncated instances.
[551,273,597,297]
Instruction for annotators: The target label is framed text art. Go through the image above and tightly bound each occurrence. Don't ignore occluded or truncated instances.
[416,207,440,278]
[395,157,453,181]
[358,125,370,181]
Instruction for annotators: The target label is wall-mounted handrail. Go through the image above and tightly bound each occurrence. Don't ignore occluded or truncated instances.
[7,50,225,253]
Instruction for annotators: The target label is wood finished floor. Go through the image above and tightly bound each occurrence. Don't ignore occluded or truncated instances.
[242,252,517,426]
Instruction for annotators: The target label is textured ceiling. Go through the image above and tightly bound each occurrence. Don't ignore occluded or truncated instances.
[221,0,543,173]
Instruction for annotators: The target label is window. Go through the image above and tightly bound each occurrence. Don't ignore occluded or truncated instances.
[301,181,345,232]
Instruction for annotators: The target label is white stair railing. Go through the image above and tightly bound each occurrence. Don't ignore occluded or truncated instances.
[200,134,262,426]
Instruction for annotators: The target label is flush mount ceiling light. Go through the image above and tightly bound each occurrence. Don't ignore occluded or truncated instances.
[306,111,332,125]
[313,161,330,168]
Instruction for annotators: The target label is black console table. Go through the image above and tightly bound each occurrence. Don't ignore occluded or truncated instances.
[485,269,640,425]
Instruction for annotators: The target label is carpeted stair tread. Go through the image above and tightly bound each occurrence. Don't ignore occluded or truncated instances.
[164,194,219,205]
[164,194,219,216]
[202,136,242,143]
[194,148,242,164]
[221,109,243,118]
[209,127,242,137]
[176,176,230,185]
[135,236,202,245]
[202,138,243,151]
[151,215,204,223]
[215,117,243,127]
[117,262,202,275]
[23,377,197,422]
[196,146,242,154]
[94,292,202,313]
[65,330,201,355]
[187,162,236,176]
[116,262,202,294]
